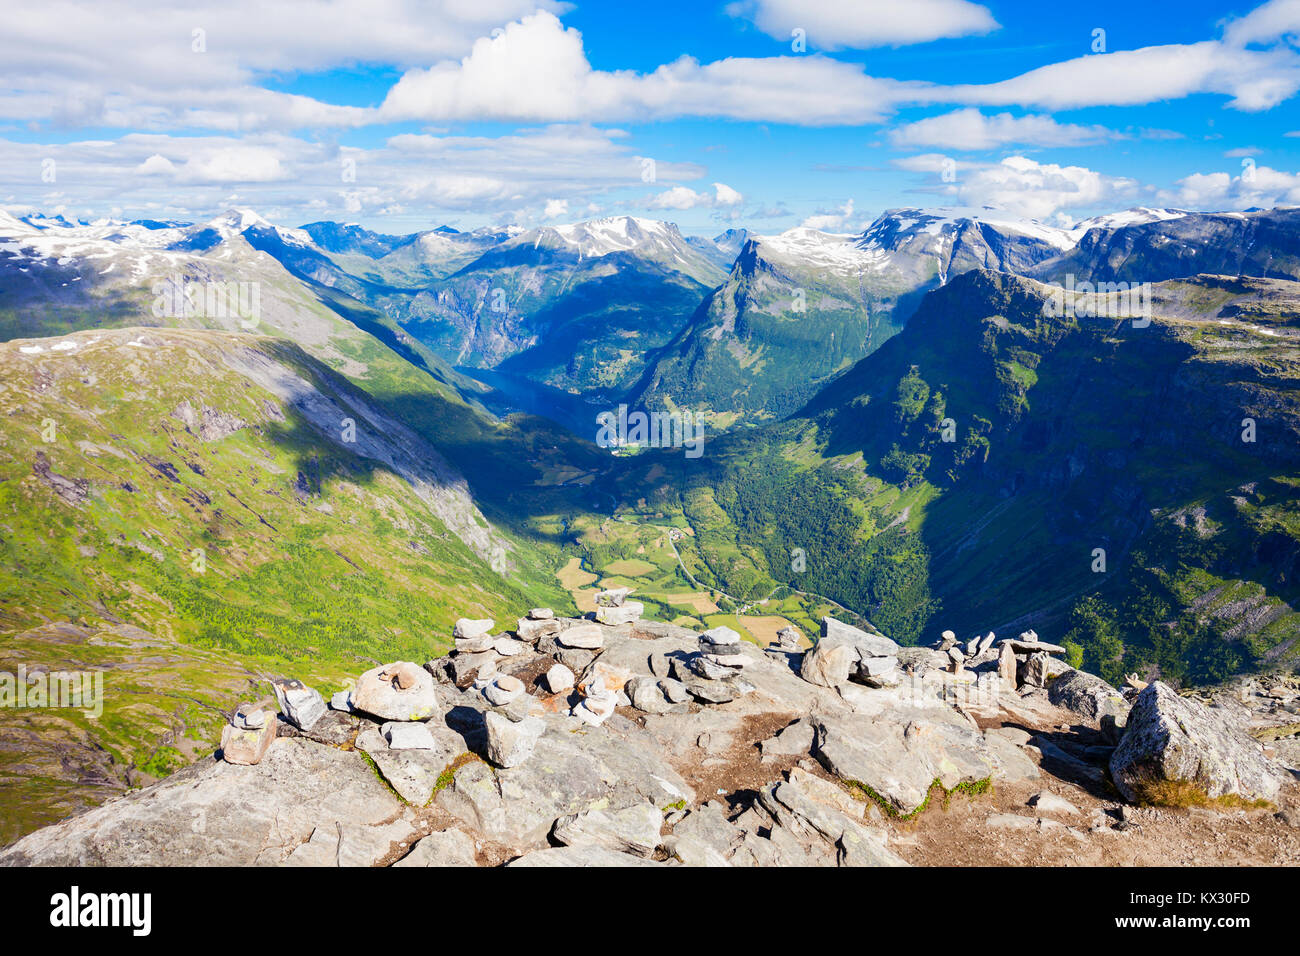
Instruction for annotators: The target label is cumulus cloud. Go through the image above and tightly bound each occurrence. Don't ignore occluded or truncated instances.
[727,0,997,49]
[1162,162,1300,208]
[645,182,745,210]
[0,0,557,131]
[801,199,862,232]
[954,156,1139,220]
[380,12,919,125]
[890,108,1120,150]
[896,155,1141,220]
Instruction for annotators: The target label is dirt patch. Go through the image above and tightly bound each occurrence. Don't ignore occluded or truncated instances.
[657,710,802,807]
[878,766,1300,866]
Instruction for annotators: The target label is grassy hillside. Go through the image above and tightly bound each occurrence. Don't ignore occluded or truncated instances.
[0,327,585,837]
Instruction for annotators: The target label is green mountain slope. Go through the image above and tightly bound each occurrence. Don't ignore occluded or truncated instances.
[0,326,586,836]
[618,270,1300,684]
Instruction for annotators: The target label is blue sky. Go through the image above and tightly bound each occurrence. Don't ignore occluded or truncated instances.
[1,0,1297,236]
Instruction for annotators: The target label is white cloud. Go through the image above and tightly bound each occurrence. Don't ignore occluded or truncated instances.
[380,12,918,125]
[727,0,997,49]
[0,124,714,226]
[922,156,1140,220]
[713,182,744,206]
[801,198,861,231]
[543,198,569,218]
[945,41,1300,112]
[645,182,745,210]
[890,108,1119,150]
[647,186,709,210]
[1162,163,1300,208]
[1222,0,1300,46]
[0,0,557,131]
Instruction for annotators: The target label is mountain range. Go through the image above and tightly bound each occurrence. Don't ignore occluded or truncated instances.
[1,200,1298,842]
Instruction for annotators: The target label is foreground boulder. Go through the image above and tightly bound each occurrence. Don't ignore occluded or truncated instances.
[1110,682,1285,805]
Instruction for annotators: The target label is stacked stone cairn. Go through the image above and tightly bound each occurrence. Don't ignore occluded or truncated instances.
[593,587,644,626]
[220,702,276,765]
[766,625,803,660]
[671,626,754,704]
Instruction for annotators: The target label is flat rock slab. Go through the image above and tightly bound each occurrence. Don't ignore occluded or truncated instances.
[356,725,467,805]
[551,802,664,858]
[393,828,479,867]
[436,718,693,850]
[812,703,995,816]
[507,846,662,867]
[0,738,403,866]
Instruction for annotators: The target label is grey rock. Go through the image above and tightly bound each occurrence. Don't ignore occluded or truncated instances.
[663,833,731,866]
[436,726,691,849]
[544,663,575,694]
[356,725,465,805]
[329,690,353,712]
[272,678,327,732]
[821,617,899,657]
[515,617,560,642]
[802,618,900,688]
[690,655,744,680]
[1110,682,1285,805]
[699,626,741,649]
[627,677,673,715]
[483,675,524,706]
[453,618,495,640]
[760,718,815,758]
[552,802,663,858]
[998,642,1017,683]
[449,651,498,686]
[454,634,497,653]
[596,602,644,625]
[595,587,634,607]
[1028,791,1080,816]
[1000,638,1067,655]
[527,608,555,620]
[493,637,529,656]
[382,721,439,750]
[393,829,479,867]
[659,678,690,703]
[485,712,545,768]
[557,624,604,649]
[1049,669,1130,729]
[507,846,661,867]
[221,719,276,765]
[812,706,995,816]
[285,816,418,867]
[0,739,404,866]
[758,780,907,867]
[1020,652,1050,689]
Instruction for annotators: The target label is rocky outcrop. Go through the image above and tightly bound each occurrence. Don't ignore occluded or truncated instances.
[1110,682,1286,805]
[5,607,1287,868]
